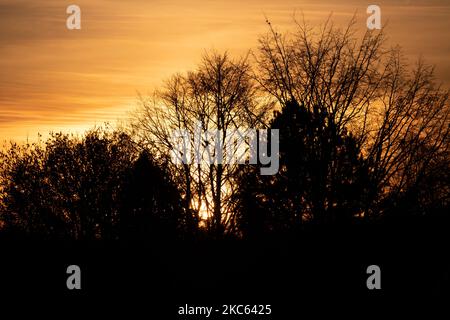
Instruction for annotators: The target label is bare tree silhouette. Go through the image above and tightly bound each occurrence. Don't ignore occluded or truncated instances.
[131,52,272,238]
[253,16,450,223]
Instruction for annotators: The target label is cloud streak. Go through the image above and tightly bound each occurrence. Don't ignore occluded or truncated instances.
[0,0,449,142]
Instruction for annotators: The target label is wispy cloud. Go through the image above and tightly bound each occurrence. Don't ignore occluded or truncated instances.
[0,0,449,142]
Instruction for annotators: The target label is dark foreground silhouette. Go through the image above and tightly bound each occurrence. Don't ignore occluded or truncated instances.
[0,103,448,317]
[1,18,449,316]
[0,219,448,317]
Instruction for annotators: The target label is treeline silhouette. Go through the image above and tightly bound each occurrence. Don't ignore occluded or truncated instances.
[0,129,190,241]
[0,18,449,243]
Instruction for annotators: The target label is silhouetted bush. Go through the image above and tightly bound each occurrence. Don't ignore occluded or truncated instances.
[0,128,189,241]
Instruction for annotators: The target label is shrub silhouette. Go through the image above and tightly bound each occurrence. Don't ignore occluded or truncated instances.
[119,150,191,241]
[0,128,188,241]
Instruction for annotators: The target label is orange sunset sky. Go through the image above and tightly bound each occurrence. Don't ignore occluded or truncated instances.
[1,0,449,143]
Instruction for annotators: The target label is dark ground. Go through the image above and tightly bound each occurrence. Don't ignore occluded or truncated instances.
[0,217,449,318]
